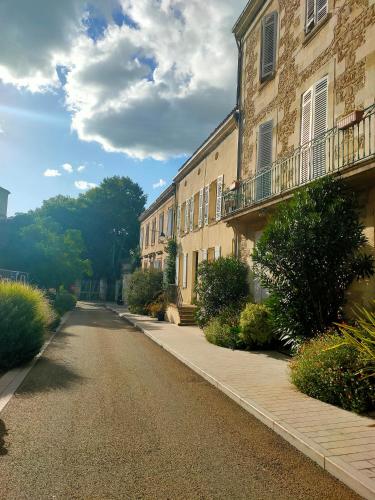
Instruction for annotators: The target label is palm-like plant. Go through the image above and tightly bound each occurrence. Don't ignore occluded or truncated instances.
[334,302,375,378]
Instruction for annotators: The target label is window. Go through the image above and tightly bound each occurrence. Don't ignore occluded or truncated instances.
[185,199,190,233]
[182,253,188,288]
[204,185,209,225]
[198,188,204,228]
[140,228,144,249]
[158,212,164,239]
[260,11,278,82]
[300,76,328,181]
[177,205,181,235]
[305,0,328,33]
[151,218,156,245]
[214,246,221,260]
[215,175,223,221]
[189,195,194,232]
[175,254,180,285]
[166,207,174,237]
[193,192,199,229]
[145,224,150,247]
[256,120,273,200]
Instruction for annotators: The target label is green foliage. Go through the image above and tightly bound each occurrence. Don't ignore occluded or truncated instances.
[239,303,273,348]
[127,269,163,314]
[0,282,54,371]
[290,334,375,413]
[333,302,375,378]
[148,294,166,320]
[163,239,177,289]
[252,177,374,347]
[0,176,146,286]
[204,318,241,349]
[53,289,77,316]
[195,256,249,327]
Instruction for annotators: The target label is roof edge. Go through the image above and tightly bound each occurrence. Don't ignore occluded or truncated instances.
[139,183,175,223]
[232,0,267,39]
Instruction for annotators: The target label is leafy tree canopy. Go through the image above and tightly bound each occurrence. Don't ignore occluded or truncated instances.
[252,176,374,346]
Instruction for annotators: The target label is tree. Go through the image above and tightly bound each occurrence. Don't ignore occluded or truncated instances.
[194,256,249,327]
[252,176,374,347]
[163,239,177,289]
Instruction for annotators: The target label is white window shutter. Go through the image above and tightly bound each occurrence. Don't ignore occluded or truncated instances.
[312,77,328,177]
[198,188,204,228]
[177,205,181,234]
[216,175,223,221]
[204,185,209,225]
[190,195,194,232]
[300,87,313,182]
[184,201,189,233]
[261,12,277,81]
[214,245,221,260]
[182,253,188,288]
[316,0,328,22]
[201,249,207,261]
[175,255,179,285]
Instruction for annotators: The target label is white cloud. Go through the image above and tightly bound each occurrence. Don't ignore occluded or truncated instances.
[74,180,97,190]
[44,169,61,177]
[153,178,167,189]
[0,0,245,159]
[77,165,86,172]
[62,162,74,173]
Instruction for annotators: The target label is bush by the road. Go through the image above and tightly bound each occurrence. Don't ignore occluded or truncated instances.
[239,303,273,348]
[54,289,77,316]
[127,268,163,314]
[290,334,375,413]
[0,281,54,371]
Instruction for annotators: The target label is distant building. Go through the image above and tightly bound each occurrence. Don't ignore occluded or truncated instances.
[0,186,10,219]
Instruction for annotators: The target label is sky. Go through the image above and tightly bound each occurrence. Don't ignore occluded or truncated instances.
[0,0,246,215]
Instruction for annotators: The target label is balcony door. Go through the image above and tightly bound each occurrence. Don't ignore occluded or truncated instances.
[256,120,273,201]
[300,76,328,183]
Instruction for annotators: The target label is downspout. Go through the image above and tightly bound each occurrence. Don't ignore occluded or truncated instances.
[235,35,243,259]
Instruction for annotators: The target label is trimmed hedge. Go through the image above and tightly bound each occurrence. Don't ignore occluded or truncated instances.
[204,318,241,349]
[0,281,54,371]
[290,334,375,413]
[54,290,77,316]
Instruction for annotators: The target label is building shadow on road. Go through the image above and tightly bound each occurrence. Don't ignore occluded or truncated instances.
[15,358,84,396]
[0,419,8,456]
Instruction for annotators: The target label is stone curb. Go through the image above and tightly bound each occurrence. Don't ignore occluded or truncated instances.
[0,310,73,415]
[107,305,375,500]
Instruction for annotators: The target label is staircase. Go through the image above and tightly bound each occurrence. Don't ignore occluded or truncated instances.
[177,305,197,326]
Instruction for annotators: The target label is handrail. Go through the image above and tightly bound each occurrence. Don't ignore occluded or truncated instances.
[223,104,375,217]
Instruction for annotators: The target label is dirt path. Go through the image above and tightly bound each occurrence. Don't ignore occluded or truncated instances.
[0,303,359,499]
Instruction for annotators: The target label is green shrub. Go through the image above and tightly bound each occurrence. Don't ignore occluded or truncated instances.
[0,281,54,371]
[334,302,375,378]
[239,303,273,348]
[252,177,374,348]
[290,334,375,413]
[127,268,163,314]
[204,317,241,349]
[195,257,249,327]
[54,290,77,315]
[163,239,177,289]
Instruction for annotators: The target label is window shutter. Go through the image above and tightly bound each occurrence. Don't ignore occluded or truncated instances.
[159,212,164,238]
[177,205,181,234]
[175,255,179,285]
[201,249,207,261]
[184,201,189,233]
[316,0,328,22]
[204,185,209,225]
[167,208,173,237]
[261,12,277,81]
[300,88,313,182]
[312,77,328,177]
[182,253,188,288]
[257,120,273,199]
[306,0,315,31]
[190,195,194,232]
[216,175,223,221]
[198,188,204,227]
[214,246,221,260]
[140,228,144,249]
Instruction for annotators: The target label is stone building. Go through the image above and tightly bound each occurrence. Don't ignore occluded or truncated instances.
[138,0,375,322]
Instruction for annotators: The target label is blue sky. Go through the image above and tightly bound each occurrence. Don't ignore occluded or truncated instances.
[0,1,244,215]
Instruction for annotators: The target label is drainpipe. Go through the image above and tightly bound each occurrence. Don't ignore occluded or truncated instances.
[235,35,243,259]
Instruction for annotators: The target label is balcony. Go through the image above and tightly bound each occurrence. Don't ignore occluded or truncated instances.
[223,104,375,218]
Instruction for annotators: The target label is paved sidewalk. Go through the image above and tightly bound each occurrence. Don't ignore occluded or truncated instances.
[108,305,375,500]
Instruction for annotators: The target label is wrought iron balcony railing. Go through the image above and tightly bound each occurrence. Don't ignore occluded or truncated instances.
[223,104,375,217]
[0,268,29,283]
